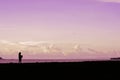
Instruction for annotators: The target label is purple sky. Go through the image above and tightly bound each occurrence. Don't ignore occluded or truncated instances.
[0,0,120,59]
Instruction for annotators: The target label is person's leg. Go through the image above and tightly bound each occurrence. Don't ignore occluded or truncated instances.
[19,58,21,63]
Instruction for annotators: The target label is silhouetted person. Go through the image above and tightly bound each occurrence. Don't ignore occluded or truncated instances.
[18,52,23,63]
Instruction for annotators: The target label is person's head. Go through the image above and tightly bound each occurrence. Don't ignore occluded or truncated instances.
[19,52,21,55]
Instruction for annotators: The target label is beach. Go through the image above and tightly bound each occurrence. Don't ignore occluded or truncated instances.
[0,60,120,79]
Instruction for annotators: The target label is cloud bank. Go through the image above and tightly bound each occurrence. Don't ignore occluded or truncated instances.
[0,40,119,59]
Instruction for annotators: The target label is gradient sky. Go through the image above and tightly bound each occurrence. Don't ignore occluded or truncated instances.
[0,0,120,59]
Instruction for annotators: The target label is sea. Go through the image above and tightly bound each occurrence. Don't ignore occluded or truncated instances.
[0,59,109,63]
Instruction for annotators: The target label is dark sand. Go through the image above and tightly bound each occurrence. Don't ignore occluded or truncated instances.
[0,61,119,79]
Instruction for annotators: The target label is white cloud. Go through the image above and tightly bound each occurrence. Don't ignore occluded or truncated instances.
[0,40,11,44]
[18,41,49,46]
[0,40,16,45]
[19,41,40,46]
[98,0,120,3]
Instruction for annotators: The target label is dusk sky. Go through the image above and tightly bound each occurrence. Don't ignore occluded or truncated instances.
[0,0,120,59]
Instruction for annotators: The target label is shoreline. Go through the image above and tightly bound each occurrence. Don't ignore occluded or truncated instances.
[0,60,119,64]
[0,59,110,63]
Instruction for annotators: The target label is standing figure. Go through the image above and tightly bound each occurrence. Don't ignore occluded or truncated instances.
[18,52,23,63]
